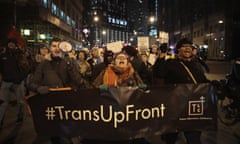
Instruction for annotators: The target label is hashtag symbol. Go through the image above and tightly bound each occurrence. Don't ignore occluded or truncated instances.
[45,107,56,120]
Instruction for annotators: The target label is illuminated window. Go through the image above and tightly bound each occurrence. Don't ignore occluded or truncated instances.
[72,20,76,27]
[42,0,48,8]
[120,20,124,25]
[149,28,157,36]
[67,16,71,25]
[116,19,120,24]
[108,17,112,23]
[124,21,127,26]
[51,3,57,15]
[60,10,65,20]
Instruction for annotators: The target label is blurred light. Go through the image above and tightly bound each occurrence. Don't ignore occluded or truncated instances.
[169,45,174,49]
[39,34,46,39]
[24,29,30,36]
[203,45,208,49]
[102,30,106,35]
[27,39,35,42]
[149,16,155,23]
[134,31,137,35]
[94,16,99,22]
[83,28,89,34]
[218,20,223,24]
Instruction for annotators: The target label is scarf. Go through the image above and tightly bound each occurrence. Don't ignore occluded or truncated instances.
[103,63,135,86]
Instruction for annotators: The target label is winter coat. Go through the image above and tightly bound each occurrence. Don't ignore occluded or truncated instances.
[93,63,143,87]
[29,57,91,92]
[0,48,31,83]
[153,58,209,84]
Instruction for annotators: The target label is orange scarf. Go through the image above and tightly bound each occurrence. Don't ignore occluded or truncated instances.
[103,63,135,86]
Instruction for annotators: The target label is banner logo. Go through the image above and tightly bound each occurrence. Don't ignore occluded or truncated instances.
[188,96,205,116]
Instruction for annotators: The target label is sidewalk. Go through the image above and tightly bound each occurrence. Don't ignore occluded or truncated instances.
[205,73,226,81]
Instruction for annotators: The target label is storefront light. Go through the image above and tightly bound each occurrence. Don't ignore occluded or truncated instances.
[24,29,30,36]
[40,34,46,39]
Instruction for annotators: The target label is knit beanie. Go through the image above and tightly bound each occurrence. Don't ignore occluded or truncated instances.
[175,38,193,50]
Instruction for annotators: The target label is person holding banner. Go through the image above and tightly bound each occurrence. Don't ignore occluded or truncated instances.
[153,38,209,144]
[29,37,91,144]
[93,52,145,88]
[83,52,149,144]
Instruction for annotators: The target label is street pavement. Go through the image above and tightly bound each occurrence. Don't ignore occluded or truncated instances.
[0,60,239,144]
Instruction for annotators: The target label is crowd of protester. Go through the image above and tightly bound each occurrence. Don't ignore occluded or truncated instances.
[0,37,228,144]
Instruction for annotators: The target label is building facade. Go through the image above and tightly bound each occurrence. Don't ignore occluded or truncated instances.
[82,0,128,48]
[126,0,149,46]
[0,0,84,52]
[158,0,239,60]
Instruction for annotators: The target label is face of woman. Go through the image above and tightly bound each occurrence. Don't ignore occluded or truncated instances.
[78,52,85,61]
[177,44,193,59]
[115,54,128,68]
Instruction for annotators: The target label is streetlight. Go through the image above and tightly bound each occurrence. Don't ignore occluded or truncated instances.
[102,30,106,45]
[218,20,224,59]
[149,16,155,24]
[149,16,158,46]
[218,20,223,24]
[93,16,99,22]
[102,30,106,35]
[93,16,99,46]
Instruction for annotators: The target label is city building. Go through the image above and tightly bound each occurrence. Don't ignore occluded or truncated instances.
[0,0,84,52]
[148,0,159,36]
[126,0,149,46]
[158,0,240,60]
[82,0,128,48]
[1,0,239,59]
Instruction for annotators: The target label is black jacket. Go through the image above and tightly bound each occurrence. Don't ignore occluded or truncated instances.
[153,58,209,84]
[0,48,30,83]
[29,57,91,92]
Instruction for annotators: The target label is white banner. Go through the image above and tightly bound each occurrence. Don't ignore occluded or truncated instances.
[107,41,123,53]
[137,36,149,51]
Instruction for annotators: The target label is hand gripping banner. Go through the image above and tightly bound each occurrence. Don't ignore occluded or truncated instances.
[26,83,217,140]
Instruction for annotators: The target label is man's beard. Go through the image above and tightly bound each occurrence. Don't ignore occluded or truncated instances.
[51,52,63,58]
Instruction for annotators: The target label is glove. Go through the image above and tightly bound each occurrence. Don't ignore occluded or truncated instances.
[37,86,49,94]
[99,84,108,91]
[138,83,147,90]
